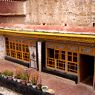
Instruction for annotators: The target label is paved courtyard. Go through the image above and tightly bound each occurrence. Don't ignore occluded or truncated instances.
[0,59,95,95]
[0,87,21,95]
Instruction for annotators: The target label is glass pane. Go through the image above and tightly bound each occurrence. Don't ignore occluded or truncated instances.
[73,53,77,57]
[22,45,25,52]
[61,51,65,60]
[73,57,77,62]
[10,42,12,49]
[68,52,72,55]
[16,43,19,50]
[55,50,59,59]
[48,48,54,58]
[26,46,29,52]
[68,56,72,61]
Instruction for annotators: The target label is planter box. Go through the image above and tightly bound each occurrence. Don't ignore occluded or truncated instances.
[0,76,51,95]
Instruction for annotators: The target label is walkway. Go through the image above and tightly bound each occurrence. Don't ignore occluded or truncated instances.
[0,59,95,95]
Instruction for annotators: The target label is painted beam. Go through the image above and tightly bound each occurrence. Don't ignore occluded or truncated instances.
[0,29,95,43]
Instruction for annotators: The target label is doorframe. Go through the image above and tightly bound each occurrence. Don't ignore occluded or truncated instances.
[79,54,94,86]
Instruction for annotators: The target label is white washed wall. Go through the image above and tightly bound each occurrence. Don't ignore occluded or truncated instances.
[0,35,6,59]
[29,46,37,68]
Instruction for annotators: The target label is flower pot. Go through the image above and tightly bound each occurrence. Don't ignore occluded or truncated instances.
[32,85,36,88]
[41,86,48,92]
[21,80,27,85]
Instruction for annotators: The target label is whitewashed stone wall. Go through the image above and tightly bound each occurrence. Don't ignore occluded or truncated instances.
[0,0,94,27]
[0,35,6,59]
[29,46,37,68]
[28,0,94,27]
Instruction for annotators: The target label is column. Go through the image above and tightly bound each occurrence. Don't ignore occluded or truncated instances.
[37,41,42,72]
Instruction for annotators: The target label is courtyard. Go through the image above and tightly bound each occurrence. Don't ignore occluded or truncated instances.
[0,59,95,95]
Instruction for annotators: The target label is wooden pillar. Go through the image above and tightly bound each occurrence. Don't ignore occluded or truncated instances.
[77,54,80,83]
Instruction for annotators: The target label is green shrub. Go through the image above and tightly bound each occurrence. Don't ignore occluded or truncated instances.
[20,73,28,81]
[15,73,21,79]
[15,73,28,81]
[2,70,13,76]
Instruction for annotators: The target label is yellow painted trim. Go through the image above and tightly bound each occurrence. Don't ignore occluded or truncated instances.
[0,29,95,39]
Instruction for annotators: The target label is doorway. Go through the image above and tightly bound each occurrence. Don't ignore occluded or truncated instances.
[80,54,94,86]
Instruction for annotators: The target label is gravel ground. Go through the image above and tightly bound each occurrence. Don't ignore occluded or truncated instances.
[0,86,21,95]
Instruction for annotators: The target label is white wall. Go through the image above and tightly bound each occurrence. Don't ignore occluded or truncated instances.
[0,35,6,59]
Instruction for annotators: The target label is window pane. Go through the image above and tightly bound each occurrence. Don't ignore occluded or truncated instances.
[61,51,65,60]
[68,62,77,73]
[55,50,59,59]
[48,48,54,58]
[68,52,72,55]
[73,53,77,57]
[68,56,72,61]
[73,57,77,62]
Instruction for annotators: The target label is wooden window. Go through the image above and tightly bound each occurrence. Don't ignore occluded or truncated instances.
[67,52,78,74]
[61,51,65,60]
[73,53,77,62]
[11,50,16,58]
[26,45,29,52]
[48,48,54,58]
[5,37,30,62]
[6,49,10,56]
[22,45,25,52]
[47,48,66,71]
[68,52,72,61]
[23,53,30,61]
[16,43,19,50]
[56,60,65,70]
[55,50,59,59]
[47,47,78,74]
[68,62,77,73]
[47,58,55,68]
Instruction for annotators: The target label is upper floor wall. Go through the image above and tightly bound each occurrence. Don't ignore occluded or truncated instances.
[0,0,95,27]
[0,0,28,23]
[28,0,95,27]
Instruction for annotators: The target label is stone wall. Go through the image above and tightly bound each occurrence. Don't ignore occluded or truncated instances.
[0,16,26,23]
[0,1,27,23]
[28,0,94,27]
[0,0,95,27]
[0,35,6,59]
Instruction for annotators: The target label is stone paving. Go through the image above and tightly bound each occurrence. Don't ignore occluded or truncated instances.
[0,87,21,95]
[0,59,95,95]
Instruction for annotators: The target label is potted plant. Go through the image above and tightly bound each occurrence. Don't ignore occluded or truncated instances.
[20,73,28,85]
[15,66,25,82]
[31,75,38,88]
[15,73,22,82]
[2,70,13,79]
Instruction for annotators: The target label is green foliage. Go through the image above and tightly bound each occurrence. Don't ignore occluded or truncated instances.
[15,73,28,81]
[20,73,28,81]
[2,70,13,76]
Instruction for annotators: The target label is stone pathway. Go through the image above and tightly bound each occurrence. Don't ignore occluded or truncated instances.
[0,87,21,95]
